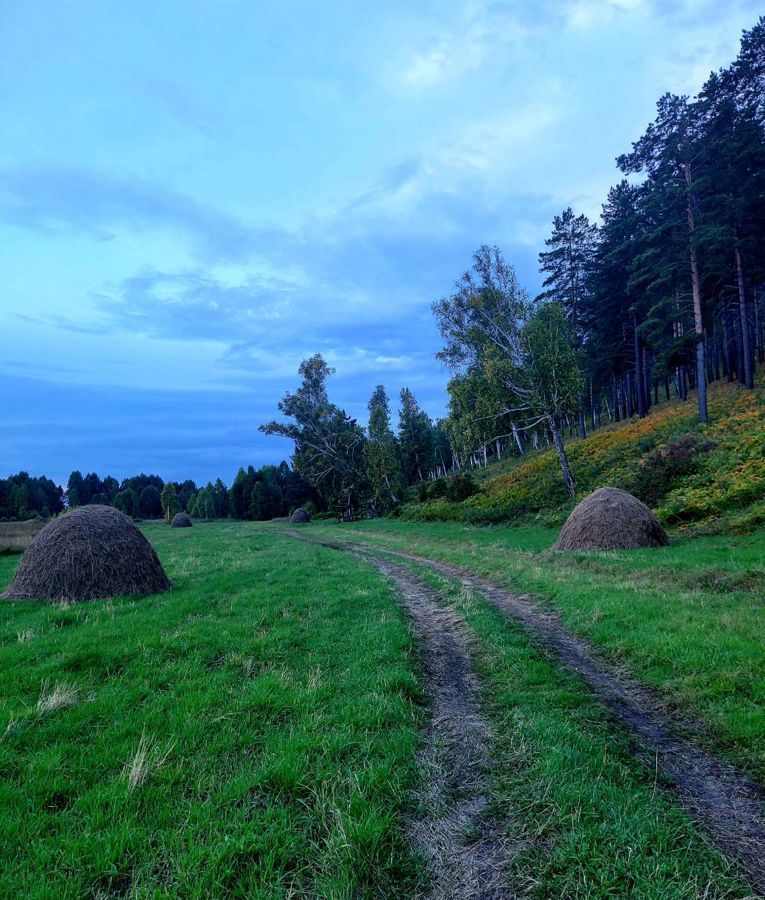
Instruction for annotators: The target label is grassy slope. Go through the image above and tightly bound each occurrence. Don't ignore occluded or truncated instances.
[405,378,765,531]
[0,523,423,898]
[308,519,765,786]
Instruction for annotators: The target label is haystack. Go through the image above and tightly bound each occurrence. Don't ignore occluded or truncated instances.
[2,505,171,602]
[555,487,668,551]
[289,508,310,524]
[171,512,193,528]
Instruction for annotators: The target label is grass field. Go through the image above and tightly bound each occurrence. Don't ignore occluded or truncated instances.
[0,519,45,554]
[308,519,765,786]
[0,520,762,897]
[0,523,423,898]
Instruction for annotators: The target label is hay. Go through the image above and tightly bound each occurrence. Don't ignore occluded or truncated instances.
[171,512,193,528]
[2,505,171,602]
[555,487,669,551]
[289,508,310,524]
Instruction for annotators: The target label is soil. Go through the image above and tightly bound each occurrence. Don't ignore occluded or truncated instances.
[367,555,515,899]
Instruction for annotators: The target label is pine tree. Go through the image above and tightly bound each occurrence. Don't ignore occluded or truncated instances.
[397,388,434,485]
[364,385,404,512]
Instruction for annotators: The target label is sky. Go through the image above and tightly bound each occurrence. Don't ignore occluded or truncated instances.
[1,0,761,486]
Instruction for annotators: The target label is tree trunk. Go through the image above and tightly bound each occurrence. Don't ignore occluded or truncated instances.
[633,313,647,417]
[735,247,754,389]
[511,423,524,456]
[684,172,708,423]
[576,406,586,440]
[548,415,576,499]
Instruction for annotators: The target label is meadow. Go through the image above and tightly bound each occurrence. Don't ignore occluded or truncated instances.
[0,524,423,898]
[1,519,763,897]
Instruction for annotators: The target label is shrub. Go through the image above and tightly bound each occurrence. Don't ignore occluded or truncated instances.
[631,434,714,507]
[443,473,479,502]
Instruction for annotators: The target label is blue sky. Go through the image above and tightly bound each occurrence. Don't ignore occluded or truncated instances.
[1,0,760,486]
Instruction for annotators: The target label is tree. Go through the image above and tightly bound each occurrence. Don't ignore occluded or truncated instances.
[433,247,582,497]
[66,471,85,508]
[364,385,404,512]
[177,479,198,512]
[139,484,162,518]
[397,388,434,484]
[229,467,255,519]
[260,355,367,510]
[114,488,139,517]
[539,208,598,340]
[212,479,229,518]
[433,244,528,372]
[538,207,598,437]
[160,483,181,521]
[520,303,583,497]
[618,93,711,423]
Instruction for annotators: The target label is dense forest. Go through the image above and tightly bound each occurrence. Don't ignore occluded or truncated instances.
[0,466,316,523]
[3,19,762,523]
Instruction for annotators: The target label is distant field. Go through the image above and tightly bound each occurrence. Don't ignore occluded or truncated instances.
[0,521,761,896]
[0,519,45,555]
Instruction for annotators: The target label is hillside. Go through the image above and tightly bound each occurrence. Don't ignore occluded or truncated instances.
[403,378,765,533]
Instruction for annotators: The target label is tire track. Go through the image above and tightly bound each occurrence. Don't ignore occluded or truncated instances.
[363,554,515,899]
[294,533,765,896]
[364,542,765,896]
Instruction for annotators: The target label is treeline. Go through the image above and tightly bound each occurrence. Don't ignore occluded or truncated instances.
[261,356,459,515]
[0,465,315,522]
[444,18,764,470]
[0,472,64,520]
[266,20,764,507]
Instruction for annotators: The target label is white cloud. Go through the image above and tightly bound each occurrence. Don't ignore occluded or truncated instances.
[391,1,527,93]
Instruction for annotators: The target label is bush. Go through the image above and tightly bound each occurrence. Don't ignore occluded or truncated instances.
[443,473,479,502]
[426,477,448,501]
[631,434,714,507]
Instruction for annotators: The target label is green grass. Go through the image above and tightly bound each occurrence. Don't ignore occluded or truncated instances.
[0,522,423,898]
[1,520,761,897]
[401,561,748,898]
[402,377,765,531]
[307,519,765,784]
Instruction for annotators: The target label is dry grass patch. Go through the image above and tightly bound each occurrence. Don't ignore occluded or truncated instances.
[125,731,175,793]
[0,520,45,555]
[37,681,78,715]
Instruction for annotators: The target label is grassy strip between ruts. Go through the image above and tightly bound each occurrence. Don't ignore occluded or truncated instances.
[0,522,424,898]
[305,519,765,786]
[373,552,752,898]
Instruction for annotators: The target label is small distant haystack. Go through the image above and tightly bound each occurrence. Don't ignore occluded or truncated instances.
[289,508,310,524]
[555,487,669,551]
[171,512,193,528]
[2,505,171,602]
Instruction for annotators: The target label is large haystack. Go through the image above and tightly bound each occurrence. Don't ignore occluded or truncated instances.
[555,487,669,551]
[2,505,171,602]
[289,508,310,524]
[171,512,193,528]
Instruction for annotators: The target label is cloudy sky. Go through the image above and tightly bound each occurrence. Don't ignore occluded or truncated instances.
[1,0,760,486]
